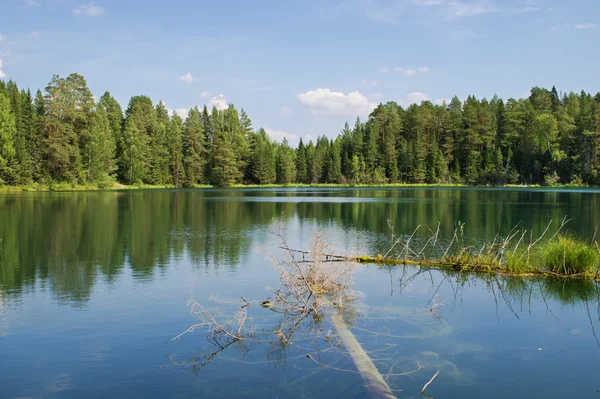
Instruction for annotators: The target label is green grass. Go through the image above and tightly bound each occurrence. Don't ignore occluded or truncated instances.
[540,235,599,275]
[505,251,533,273]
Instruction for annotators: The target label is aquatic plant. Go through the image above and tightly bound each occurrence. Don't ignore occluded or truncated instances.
[540,235,599,275]
[353,217,600,280]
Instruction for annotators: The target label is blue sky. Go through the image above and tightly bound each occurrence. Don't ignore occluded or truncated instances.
[1,0,599,145]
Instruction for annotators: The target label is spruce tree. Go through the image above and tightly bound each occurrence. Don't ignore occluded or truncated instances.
[276,138,296,184]
[182,107,207,187]
[0,93,16,184]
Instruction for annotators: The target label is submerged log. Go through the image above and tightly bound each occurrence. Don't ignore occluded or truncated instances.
[326,302,396,399]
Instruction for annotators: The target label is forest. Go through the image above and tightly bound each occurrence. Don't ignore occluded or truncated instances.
[0,73,600,188]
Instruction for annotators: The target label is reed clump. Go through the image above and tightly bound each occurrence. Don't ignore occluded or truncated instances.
[540,235,599,275]
[354,218,600,280]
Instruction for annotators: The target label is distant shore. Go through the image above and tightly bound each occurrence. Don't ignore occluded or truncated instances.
[1,182,597,192]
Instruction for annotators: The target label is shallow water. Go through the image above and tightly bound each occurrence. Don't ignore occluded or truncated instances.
[1,188,600,398]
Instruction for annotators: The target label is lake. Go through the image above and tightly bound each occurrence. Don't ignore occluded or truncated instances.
[1,188,600,398]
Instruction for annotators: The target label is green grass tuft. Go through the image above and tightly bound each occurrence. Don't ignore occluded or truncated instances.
[505,251,532,273]
[541,235,599,275]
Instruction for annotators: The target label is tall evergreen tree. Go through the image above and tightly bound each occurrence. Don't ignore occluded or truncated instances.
[210,106,237,186]
[168,113,185,187]
[276,138,296,184]
[85,105,116,186]
[182,107,207,187]
[0,93,16,184]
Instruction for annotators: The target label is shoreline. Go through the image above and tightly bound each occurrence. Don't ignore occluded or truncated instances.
[0,182,597,193]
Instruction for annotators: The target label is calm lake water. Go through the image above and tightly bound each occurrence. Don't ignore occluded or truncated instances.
[1,188,600,398]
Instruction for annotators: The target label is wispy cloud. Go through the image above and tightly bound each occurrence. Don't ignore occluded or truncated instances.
[24,0,41,6]
[179,72,196,84]
[377,66,389,73]
[553,23,597,30]
[352,0,496,23]
[393,66,431,76]
[0,59,6,78]
[297,88,377,117]
[448,1,496,17]
[575,23,597,29]
[73,2,104,17]
[265,127,299,143]
[200,91,211,99]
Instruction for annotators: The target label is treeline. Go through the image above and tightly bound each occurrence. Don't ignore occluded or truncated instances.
[1,73,600,187]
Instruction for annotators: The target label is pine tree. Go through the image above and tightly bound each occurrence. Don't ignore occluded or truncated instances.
[250,128,276,184]
[85,105,116,186]
[295,138,308,183]
[0,93,16,184]
[210,107,238,186]
[182,107,207,187]
[122,96,155,184]
[99,92,124,179]
[276,138,296,184]
[168,113,185,187]
[325,139,342,183]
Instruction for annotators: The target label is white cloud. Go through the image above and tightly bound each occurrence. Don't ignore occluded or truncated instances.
[280,106,292,117]
[297,88,377,117]
[200,90,211,98]
[448,1,496,17]
[265,127,300,143]
[175,108,189,119]
[0,59,6,78]
[377,67,389,73]
[393,66,432,76]
[208,94,228,110]
[394,67,416,76]
[516,7,541,13]
[370,93,383,99]
[399,92,430,107]
[358,0,495,23]
[575,23,597,29]
[73,2,104,16]
[553,23,597,30]
[24,0,41,6]
[179,72,196,84]
[164,106,190,119]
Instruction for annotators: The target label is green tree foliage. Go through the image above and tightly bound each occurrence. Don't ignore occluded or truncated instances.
[122,96,155,184]
[0,93,16,183]
[250,128,276,184]
[182,107,207,187]
[85,105,117,186]
[276,138,296,184]
[209,106,238,186]
[3,72,600,187]
[168,113,185,187]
